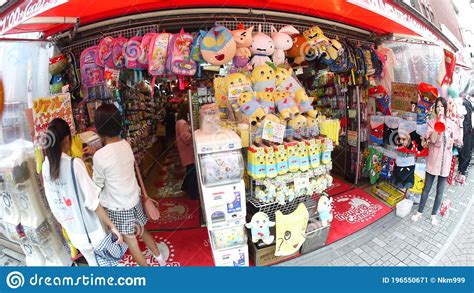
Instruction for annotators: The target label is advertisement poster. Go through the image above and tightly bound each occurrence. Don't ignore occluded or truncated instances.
[391,83,418,112]
[32,93,75,144]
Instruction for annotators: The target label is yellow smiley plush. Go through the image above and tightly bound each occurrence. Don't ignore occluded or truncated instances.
[251,64,276,93]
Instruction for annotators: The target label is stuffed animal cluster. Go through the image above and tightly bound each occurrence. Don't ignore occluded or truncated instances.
[248,138,333,180]
[223,63,319,127]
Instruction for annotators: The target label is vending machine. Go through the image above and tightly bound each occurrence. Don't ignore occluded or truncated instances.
[194,128,249,266]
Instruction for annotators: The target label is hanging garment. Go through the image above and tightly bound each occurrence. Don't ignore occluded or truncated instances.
[408,160,426,194]
[370,115,385,145]
[383,116,400,147]
[393,155,415,189]
[275,203,309,257]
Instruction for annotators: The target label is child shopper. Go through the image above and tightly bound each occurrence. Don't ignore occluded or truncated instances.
[92,104,168,266]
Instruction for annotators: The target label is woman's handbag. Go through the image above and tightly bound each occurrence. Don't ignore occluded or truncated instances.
[70,158,127,266]
[135,162,160,221]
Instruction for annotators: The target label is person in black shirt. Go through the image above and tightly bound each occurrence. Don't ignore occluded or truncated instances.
[457,95,472,184]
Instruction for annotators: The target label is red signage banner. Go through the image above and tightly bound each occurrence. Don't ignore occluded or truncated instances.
[0,0,68,35]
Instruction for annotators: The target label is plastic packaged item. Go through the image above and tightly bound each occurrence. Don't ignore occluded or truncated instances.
[200,151,244,186]
[200,103,221,134]
[210,226,247,250]
[237,123,249,148]
[19,238,45,266]
[396,199,413,218]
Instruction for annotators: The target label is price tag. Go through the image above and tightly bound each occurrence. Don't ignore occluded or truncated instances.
[228,82,252,102]
[294,174,310,192]
[261,120,285,144]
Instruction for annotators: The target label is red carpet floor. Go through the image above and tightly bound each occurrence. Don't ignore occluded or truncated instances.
[326,177,354,197]
[326,188,393,245]
[145,197,201,231]
[119,228,214,267]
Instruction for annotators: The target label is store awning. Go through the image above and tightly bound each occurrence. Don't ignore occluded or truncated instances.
[0,0,454,48]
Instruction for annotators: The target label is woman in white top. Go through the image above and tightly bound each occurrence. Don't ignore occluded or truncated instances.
[42,118,122,266]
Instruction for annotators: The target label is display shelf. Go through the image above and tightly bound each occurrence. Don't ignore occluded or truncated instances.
[247,193,318,222]
[251,164,332,186]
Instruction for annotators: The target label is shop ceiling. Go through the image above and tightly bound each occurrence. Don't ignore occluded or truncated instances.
[0,0,458,50]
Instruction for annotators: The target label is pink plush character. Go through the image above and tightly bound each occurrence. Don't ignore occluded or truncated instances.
[232,24,254,68]
[271,25,299,66]
[250,25,275,69]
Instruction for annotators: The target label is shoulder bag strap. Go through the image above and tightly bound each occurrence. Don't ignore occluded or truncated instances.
[70,158,92,245]
[134,161,149,199]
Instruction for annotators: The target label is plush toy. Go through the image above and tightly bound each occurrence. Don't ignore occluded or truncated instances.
[250,25,275,69]
[201,26,237,65]
[275,203,309,256]
[265,182,277,203]
[324,174,333,187]
[317,193,333,227]
[255,186,266,203]
[368,85,391,115]
[274,91,300,120]
[248,145,266,179]
[284,141,299,173]
[265,146,278,178]
[225,72,252,111]
[251,63,276,93]
[307,139,321,168]
[276,185,287,206]
[232,24,254,68]
[264,113,281,125]
[303,26,343,63]
[288,115,307,140]
[297,141,310,172]
[286,34,312,65]
[287,185,296,202]
[271,25,299,66]
[245,212,275,244]
[238,92,266,126]
[274,145,289,175]
[275,67,318,118]
[305,115,321,138]
[257,92,276,114]
[417,82,438,124]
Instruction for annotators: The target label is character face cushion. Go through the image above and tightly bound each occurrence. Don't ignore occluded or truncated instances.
[397,119,416,148]
[384,116,400,147]
[393,155,415,189]
[370,115,385,145]
[245,212,275,244]
[275,203,308,256]
[201,26,237,65]
[251,64,276,93]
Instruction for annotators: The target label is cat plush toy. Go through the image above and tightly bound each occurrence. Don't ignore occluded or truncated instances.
[232,24,254,68]
[271,25,299,66]
[368,85,391,115]
[250,25,275,69]
[201,26,237,66]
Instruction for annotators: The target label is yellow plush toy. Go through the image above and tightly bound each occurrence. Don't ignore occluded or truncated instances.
[303,25,343,61]
[275,67,317,118]
[305,114,321,137]
[256,92,276,114]
[288,114,307,140]
[274,144,288,175]
[237,92,266,126]
[251,64,277,93]
[225,72,252,94]
[264,113,281,125]
[273,91,299,121]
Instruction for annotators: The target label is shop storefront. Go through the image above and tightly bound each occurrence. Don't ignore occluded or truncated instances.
[0,0,471,267]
